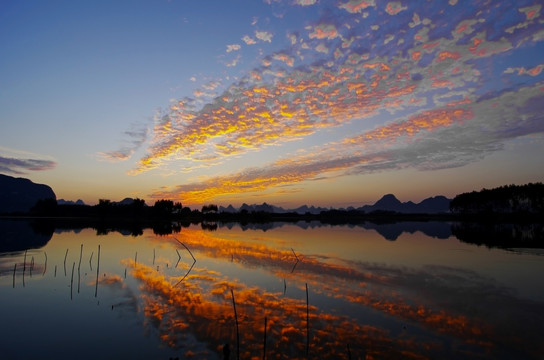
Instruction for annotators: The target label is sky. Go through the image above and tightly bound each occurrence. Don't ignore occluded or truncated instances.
[1,0,544,208]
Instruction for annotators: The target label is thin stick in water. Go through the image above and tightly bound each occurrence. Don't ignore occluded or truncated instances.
[263,316,267,360]
[30,256,34,277]
[77,263,81,293]
[78,244,83,270]
[153,248,156,265]
[64,248,69,276]
[95,245,100,298]
[134,251,138,266]
[175,249,181,269]
[70,262,75,300]
[43,251,47,276]
[291,248,299,261]
[23,250,27,275]
[54,265,57,277]
[231,289,240,360]
[89,251,93,271]
[22,250,26,287]
[306,283,310,358]
[13,263,16,288]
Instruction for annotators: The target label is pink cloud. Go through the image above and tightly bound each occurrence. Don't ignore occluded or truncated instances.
[255,31,273,43]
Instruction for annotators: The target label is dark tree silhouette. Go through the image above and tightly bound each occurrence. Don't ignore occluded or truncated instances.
[450,183,544,215]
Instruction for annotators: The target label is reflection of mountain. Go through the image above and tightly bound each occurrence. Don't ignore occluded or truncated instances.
[0,174,56,213]
[0,219,53,252]
[361,221,452,241]
[218,221,453,241]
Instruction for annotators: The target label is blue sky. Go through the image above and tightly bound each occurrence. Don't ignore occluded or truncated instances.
[1,0,543,207]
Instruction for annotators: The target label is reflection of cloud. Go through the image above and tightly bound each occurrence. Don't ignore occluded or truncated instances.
[127,260,424,359]
[127,231,544,359]
[0,147,56,174]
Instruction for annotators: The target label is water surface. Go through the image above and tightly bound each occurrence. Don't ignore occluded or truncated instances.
[1,219,543,359]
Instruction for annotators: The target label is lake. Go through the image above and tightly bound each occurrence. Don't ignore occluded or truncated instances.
[1,219,543,359]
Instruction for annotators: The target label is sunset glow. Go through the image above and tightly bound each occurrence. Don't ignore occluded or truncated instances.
[1,0,543,206]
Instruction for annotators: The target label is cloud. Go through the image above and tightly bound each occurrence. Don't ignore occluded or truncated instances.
[241,35,257,45]
[129,0,544,200]
[272,52,295,66]
[255,30,273,43]
[224,54,241,67]
[149,81,544,203]
[385,2,407,15]
[0,147,56,175]
[308,24,340,40]
[294,0,317,6]
[226,44,241,53]
[98,123,148,162]
[504,63,544,77]
[339,0,376,13]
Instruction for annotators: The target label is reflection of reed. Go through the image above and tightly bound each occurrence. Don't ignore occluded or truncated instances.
[173,237,197,285]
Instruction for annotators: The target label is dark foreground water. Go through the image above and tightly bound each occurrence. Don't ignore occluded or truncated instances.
[0,219,543,359]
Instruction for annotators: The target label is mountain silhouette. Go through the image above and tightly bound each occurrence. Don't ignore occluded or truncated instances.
[0,174,56,213]
[360,194,450,214]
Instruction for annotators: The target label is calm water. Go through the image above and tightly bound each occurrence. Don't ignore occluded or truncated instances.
[0,219,543,360]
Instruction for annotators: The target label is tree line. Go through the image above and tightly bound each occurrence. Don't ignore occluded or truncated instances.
[450,182,544,217]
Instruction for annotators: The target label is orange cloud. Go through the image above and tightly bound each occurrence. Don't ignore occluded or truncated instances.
[385,1,407,15]
[308,24,339,40]
[339,0,375,13]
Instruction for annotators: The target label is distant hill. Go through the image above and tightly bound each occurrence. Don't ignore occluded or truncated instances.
[57,199,86,206]
[359,194,451,214]
[219,196,449,215]
[0,174,56,213]
[220,202,329,214]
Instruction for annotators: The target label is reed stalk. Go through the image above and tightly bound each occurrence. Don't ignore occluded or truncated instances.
[263,316,267,360]
[78,244,83,270]
[306,283,310,358]
[63,248,68,276]
[231,289,240,360]
[70,262,75,300]
[43,251,47,276]
[95,245,100,297]
[30,256,34,277]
